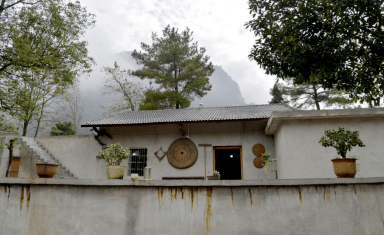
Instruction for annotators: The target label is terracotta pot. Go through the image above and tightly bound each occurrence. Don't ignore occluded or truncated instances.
[331,158,357,178]
[207,176,220,180]
[106,165,126,179]
[36,164,58,178]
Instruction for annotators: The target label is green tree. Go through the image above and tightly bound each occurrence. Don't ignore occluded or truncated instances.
[102,62,145,116]
[246,0,384,105]
[50,121,76,136]
[0,0,95,136]
[278,77,354,110]
[131,25,214,109]
[269,81,286,104]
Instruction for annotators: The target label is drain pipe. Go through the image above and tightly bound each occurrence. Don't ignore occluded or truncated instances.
[198,144,212,180]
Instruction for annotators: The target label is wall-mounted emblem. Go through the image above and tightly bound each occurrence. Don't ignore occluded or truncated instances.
[154,147,167,161]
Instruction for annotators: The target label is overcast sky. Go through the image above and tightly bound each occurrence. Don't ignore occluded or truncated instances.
[78,0,277,104]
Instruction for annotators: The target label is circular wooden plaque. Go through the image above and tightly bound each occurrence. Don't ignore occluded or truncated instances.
[254,156,265,168]
[252,144,265,157]
[167,138,198,169]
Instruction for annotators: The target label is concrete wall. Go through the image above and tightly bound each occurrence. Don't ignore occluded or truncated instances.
[35,135,104,179]
[36,121,276,180]
[0,133,20,177]
[275,116,384,179]
[0,178,383,235]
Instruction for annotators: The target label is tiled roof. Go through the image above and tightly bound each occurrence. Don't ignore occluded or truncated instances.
[81,104,295,127]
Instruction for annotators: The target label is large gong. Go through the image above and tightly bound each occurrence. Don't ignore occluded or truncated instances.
[167,138,198,169]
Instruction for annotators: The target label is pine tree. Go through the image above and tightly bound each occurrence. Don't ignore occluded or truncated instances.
[131,25,214,109]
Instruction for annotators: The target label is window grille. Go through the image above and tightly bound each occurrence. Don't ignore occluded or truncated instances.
[129,148,147,176]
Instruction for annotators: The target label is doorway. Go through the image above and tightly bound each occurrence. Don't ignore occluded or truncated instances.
[213,146,242,180]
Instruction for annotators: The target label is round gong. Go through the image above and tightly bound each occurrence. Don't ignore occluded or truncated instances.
[167,138,198,169]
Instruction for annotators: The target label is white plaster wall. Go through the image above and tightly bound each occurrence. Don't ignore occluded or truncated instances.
[36,121,275,180]
[274,117,384,179]
[102,121,276,180]
[36,135,105,179]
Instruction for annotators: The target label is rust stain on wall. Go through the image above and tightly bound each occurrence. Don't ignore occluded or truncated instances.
[169,187,178,201]
[26,186,31,211]
[353,185,357,195]
[7,185,10,202]
[189,188,197,211]
[248,188,253,206]
[180,187,184,200]
[333,185,337,201]
[230,188,235,210]
[257,188,261,210]
[204,187,213,235]
[157,187,163,212]
[323,186,331,202]
[20,186,24,211]
[359,185,365,202]
[297,187,302,204]
[276,188,281,201]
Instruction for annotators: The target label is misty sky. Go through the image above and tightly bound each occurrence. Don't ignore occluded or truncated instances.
[78,0,277,105]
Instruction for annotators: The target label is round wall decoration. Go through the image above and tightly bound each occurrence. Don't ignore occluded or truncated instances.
[167,138,198,169]
[252,144,265,157]
[254,156,265,168]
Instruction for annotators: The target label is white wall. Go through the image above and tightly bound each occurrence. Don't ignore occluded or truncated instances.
[37,121,276,180]
[274,117,384,179]
[102,121,276,180]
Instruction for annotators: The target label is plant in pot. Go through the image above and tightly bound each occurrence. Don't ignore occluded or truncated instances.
[35,159,58,178]
[319,127,365,178]
[98,143,131,179]
[207,170,220,180]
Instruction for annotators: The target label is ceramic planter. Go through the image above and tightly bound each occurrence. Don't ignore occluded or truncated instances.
[106,165,127,179]
[36,163,58,178]
[331,158,357,178]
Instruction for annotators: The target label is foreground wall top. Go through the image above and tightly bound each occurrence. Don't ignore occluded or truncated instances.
[1,177,384,187]
[265,107,384,135]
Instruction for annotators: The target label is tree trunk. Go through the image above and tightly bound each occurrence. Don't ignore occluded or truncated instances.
[22,121,28,136]
[312,84,321,110]
[5,138,15,177]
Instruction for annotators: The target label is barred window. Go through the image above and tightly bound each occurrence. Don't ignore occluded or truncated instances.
[129,148,147,176]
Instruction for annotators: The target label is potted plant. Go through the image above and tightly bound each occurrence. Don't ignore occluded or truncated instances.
[319,127,365,178]
[98,143,131,179]
[261,153,276,179]
[207,170,220,180]
[35,159,58,178]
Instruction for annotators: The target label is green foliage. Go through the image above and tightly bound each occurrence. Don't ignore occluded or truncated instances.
[269,82,286,104]
[212,170,220,177]
[102,62,145,115]
[319,127,365,158]
[261,153,276,179]
[0,115,17,133]
[246,0,384,105]
[131,25,214,109]
[98,143,131,166]
[50,121,76,136]
[277,77,354,110]
[139,90,190,110]
[0,0,95,136]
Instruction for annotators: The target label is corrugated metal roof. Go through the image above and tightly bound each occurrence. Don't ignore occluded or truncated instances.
[81,104,295,127]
